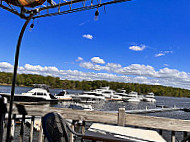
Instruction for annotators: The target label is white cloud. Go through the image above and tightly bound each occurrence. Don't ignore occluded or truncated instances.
[0,62,13,69]
[155,53,165,57]
[164,51,173,54]
[79,60,190,89]
[164,64,169,66]
[155,51,173,57]
[0,62,190,89]
[76,57,83,62]
[118,64,156,77]
[82,34,93,40]
[129,45,146,51]
[0,62,13,72]
[91,57,105,64]
[80,62,105,71]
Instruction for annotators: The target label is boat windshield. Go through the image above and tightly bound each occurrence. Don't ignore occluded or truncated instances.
[56,91,66,96]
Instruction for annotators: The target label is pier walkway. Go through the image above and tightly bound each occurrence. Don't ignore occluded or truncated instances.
[1,102,190,142]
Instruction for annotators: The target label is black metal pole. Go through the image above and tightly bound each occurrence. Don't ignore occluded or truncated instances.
[6,13,35,142]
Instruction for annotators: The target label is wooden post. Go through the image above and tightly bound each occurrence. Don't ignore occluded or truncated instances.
[19,115,25,142]
[82,121,85,135]
[0,97,7,142]
[117,108,126,126]
[70,121,74,142]
[29,116,34,142]
[38,124,44,142]
[183,131,187,139]
[10,114,16,140]
[159,129,163,136]
[171,131,175,142]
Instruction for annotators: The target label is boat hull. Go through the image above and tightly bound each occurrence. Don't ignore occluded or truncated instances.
[0,93,58,102]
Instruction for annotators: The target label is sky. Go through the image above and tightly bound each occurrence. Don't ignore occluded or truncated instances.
[0,0,190,89]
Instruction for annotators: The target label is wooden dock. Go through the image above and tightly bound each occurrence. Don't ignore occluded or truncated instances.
[2,103,190,142]
[125,107,181,114]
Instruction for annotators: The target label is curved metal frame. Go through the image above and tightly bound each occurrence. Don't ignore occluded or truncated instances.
[6,12,35,142]
[0,0,132,141]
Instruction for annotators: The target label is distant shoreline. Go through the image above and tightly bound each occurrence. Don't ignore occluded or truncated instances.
[0,72,190,98]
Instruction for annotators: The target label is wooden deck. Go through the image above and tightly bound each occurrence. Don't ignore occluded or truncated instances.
[2,103,190,142]
[9,104,190,132]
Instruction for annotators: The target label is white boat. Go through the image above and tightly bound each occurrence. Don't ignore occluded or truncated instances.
[74,86,123,102]
[110,94,123,101]
[68,103,93,111]
[115,90,128,97]
[143,92,156,102]
[127,97,141,102]
[123,91,141,102]
[128,91,138,97]
[0,87,57,102]
[72,87,111,103]
[54,90,72,101]
[90,87,122,100]
[83,86,110,96]
[101,90,116,98]
[57,101,94,111]
[72,94,105,103]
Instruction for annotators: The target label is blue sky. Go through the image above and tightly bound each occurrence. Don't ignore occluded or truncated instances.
[0,0,190,89]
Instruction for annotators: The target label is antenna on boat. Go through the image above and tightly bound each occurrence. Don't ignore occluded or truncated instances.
[0,0,132,141]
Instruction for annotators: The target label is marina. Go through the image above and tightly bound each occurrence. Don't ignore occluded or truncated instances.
[1,100,190,142]
[0,0,190,141]
[1,85,190,141]
[0,85,157,103]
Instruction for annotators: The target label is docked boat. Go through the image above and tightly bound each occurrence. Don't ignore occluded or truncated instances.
[0,85,57,102]
[57,101,94,111]
[124,91,140,102]
[72,86,111,103]
[54,90,72,101]
[143,92,156,102]
[115,90,128,97]
[127,97,141,102]
[68,103,93,111]
[83,86,110,96]
[84,87,122,101]
[72,94,105,103]
[101,89,115,98]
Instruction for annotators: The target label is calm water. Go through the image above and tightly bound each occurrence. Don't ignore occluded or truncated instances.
[1,85,190,120]
[1,85,190,141]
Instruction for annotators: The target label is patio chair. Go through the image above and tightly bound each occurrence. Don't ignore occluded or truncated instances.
[42,112,82,142]
[42,112,162,142]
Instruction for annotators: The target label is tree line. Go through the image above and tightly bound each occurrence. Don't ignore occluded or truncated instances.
[0,71,190,97]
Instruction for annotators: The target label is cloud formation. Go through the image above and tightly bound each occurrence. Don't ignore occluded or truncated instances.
[129,45,146,51]
[76,57,83,62]
[155,53,165,57]
[0,61,190,89]
[91,57,105,64]
[155,51,173,57]
[164,64,169,67]
[79,59,190,89]
[0,62,13,72]
[82,34,93,40]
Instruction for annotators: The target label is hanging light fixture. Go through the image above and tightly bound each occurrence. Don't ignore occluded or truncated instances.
[95,8,99,16]
[94,8,99,21]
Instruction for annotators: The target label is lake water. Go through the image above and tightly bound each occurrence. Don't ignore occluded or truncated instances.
[1,85,190,141]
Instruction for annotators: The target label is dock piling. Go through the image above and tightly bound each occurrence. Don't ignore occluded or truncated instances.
[19,115,25,142]
[29,116,34,142]
[38,124,44,142]
[0,97,7,142]
[117,108,126,126]
[171,131,175,142]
